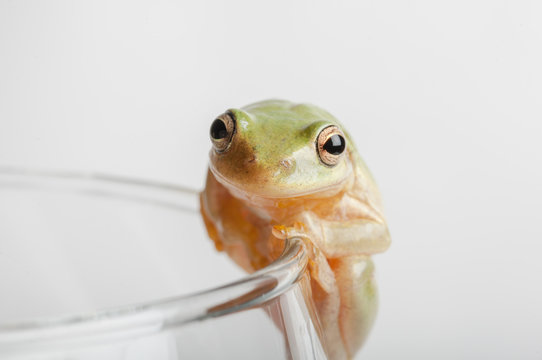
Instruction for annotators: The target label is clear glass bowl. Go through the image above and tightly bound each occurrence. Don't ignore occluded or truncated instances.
[0,167,326,359]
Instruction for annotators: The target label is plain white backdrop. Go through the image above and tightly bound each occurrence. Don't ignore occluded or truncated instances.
[1,1,541,359]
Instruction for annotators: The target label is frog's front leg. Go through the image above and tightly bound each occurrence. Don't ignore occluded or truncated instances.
[308,217,386,357]
[273,215,386,358]
[320,219,390,258]
[281,209,390,259]
[329,255,378,357]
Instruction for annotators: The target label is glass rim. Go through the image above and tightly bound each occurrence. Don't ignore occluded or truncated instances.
[0,166,309,346]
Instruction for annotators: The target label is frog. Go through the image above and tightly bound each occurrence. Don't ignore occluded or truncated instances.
[199,99,390,359]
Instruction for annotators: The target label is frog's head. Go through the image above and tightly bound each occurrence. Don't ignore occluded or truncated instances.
[207,99,355,199]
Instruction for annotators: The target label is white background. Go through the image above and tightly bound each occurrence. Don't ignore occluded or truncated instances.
[1,1,541,359]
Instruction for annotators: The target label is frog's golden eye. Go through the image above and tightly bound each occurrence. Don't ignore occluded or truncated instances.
[210,112,235,153]
[317,125,346,166]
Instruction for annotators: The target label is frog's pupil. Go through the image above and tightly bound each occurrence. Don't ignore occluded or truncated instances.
[210,119,228,139]
[323,135,345,155]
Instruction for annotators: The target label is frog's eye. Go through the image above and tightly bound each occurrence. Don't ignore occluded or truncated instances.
[210,112,235,152]
[316,125,346,166]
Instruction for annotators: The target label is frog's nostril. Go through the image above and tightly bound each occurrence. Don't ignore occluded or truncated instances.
[246,155,257,164]
[280,159,294,169]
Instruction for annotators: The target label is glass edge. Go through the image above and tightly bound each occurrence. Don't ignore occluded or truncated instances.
[0,166,309,339]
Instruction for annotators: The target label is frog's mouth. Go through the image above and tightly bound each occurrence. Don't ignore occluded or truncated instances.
[209,160,351,204]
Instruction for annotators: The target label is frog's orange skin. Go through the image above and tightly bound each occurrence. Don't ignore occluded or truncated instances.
[200,100,390,359]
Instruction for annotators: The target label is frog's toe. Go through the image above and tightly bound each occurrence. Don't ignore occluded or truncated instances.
[271,222,307,240]
[271,225,289,239]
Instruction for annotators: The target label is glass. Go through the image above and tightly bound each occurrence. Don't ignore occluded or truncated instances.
[0,167,326,359]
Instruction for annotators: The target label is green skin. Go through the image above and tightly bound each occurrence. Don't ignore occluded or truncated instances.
[203,99,390,360]
[210,99,355,199]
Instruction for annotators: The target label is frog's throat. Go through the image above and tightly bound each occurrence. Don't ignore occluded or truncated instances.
[209,162,350,204]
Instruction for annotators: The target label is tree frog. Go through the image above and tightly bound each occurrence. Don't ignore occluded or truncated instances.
[200,99,390,359]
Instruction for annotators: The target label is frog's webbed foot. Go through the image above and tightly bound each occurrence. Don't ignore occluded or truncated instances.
[272,223,335,294]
